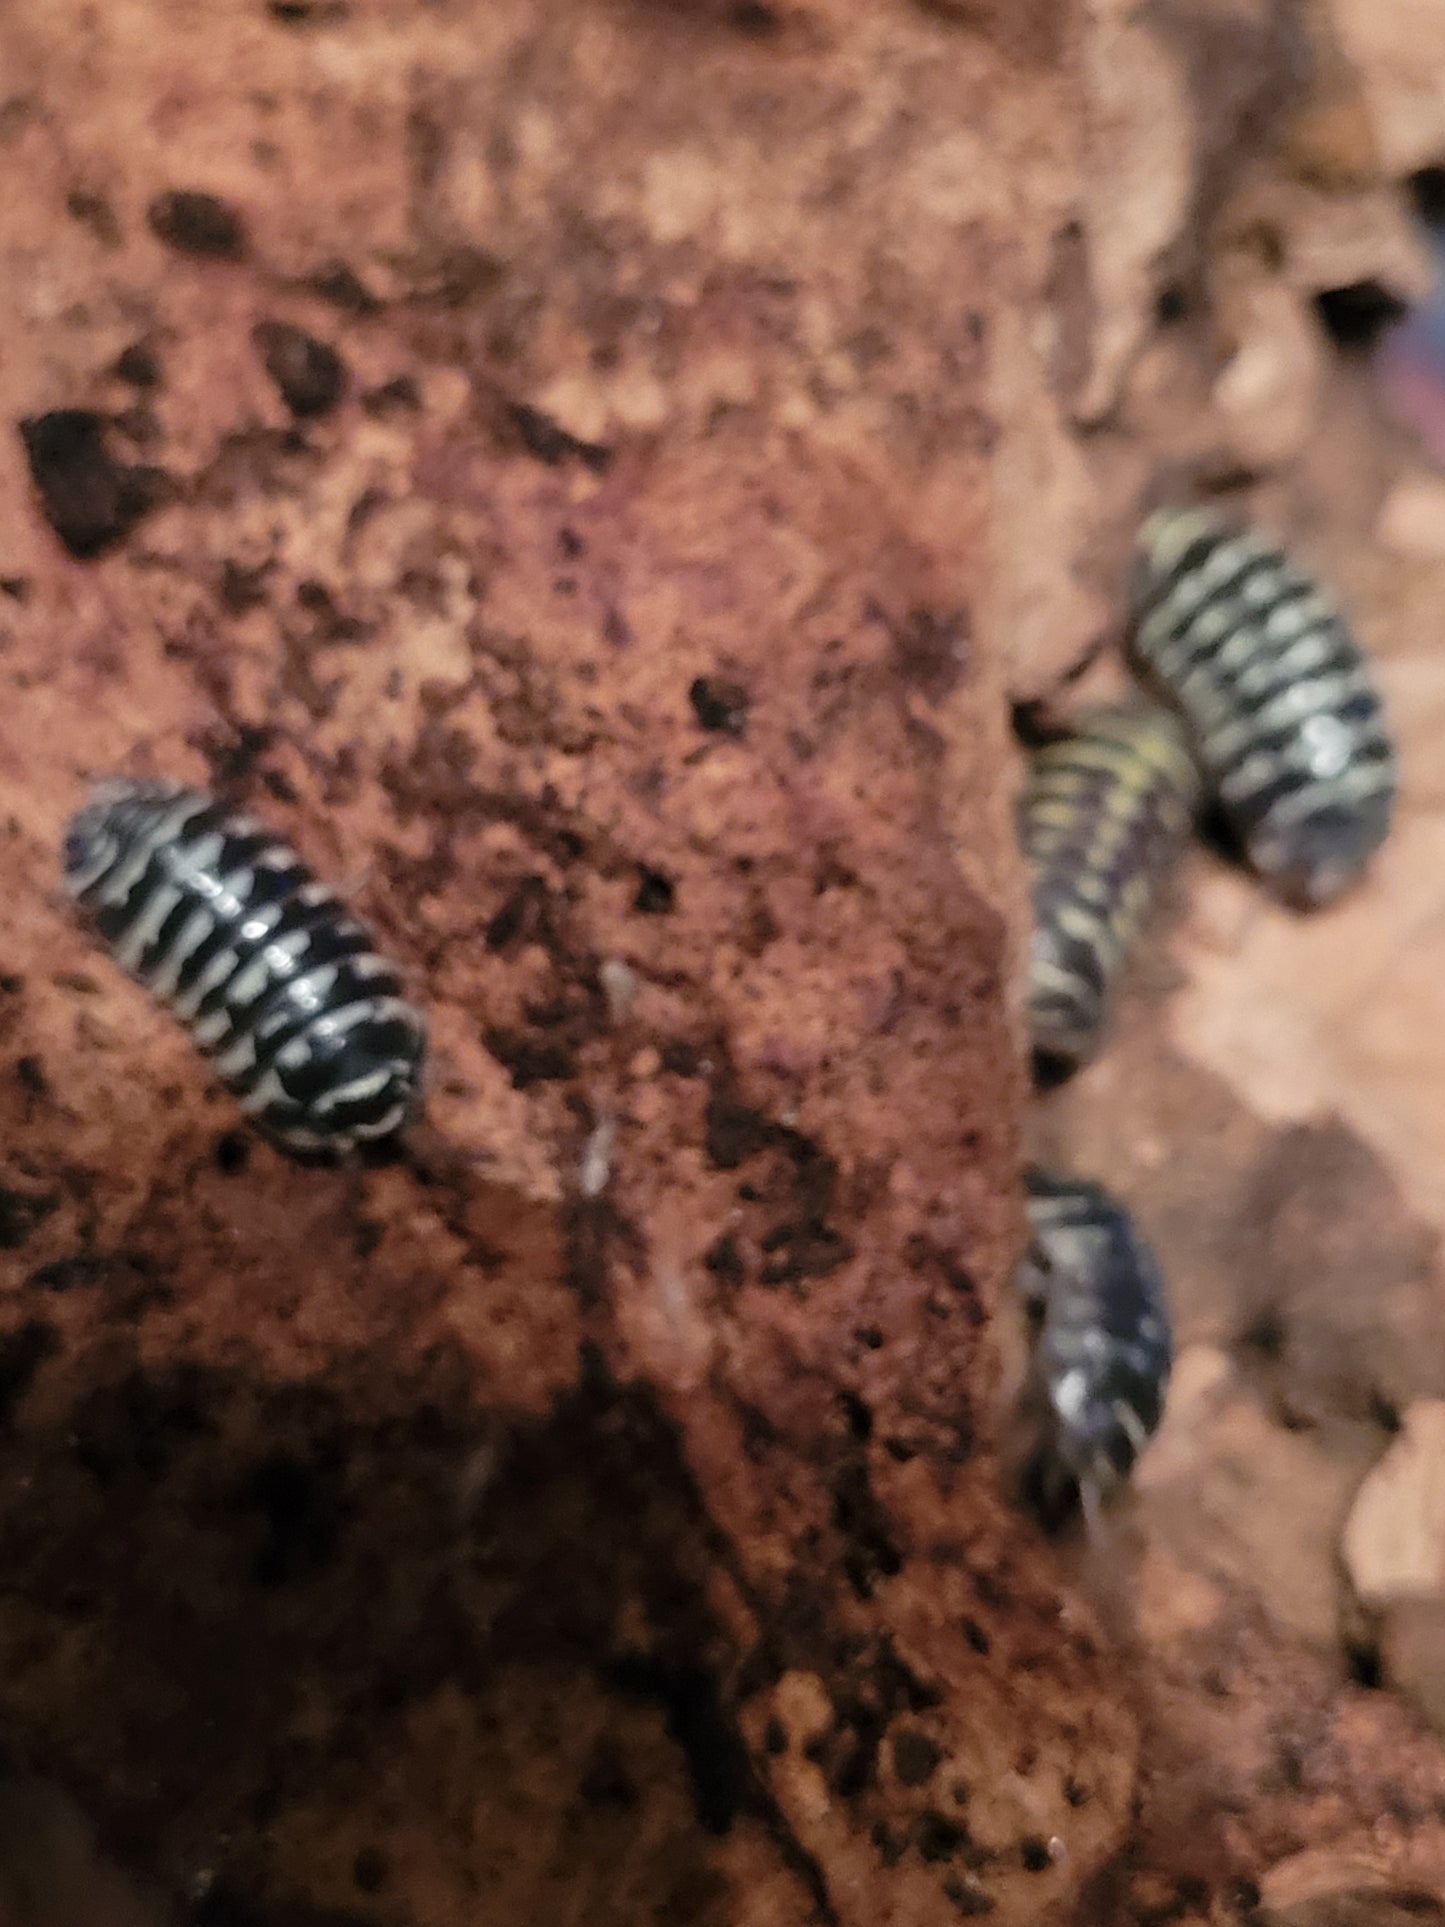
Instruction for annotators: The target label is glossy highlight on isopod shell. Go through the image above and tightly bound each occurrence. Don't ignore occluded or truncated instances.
[63,778,426,1154]
[1021,702,1200,1081]
[1131,506,1396,908]
[1016,1167,1172,1526]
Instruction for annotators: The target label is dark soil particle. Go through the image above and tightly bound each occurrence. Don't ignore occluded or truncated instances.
[506,401,613,474]
[633,867,676,914]
[892,1729,942,1787]
[18,410,169,558]
[146,188,249,259]
[703,1233,746,1285]
[308,262,381,313]
[253,321,348,418]
[916,1810,970,1862]
[688,675,751,735]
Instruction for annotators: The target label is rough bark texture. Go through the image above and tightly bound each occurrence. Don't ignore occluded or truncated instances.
[0,3,1131,1924]
[6,0,1445,1924]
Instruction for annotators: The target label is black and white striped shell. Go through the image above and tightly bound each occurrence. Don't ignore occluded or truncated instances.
[64,779,425,1153]
[1021,703,1200,1078]
[1131,507,1395,907]
[1017,1167,1172,1522]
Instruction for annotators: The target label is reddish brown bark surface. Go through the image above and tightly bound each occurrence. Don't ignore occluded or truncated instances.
[6,2,1445,1924]
[0,2,1142,1922]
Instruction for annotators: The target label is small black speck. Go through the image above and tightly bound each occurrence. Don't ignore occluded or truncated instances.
[705,1094,774,1170]
[19,411,169,559]
[114,341,161,389]
[1347,1640,1383,1690]
[558,526,585,559]
[1063,1776,1088,1807]
[633,867,675,915]
[1019,1836,1051,1873]
[508,401,612,474]
[961,1617,990,1656]
[217,558,270,614]
[214,1132,251,1175]
[0,973,22,993]
[763,1719,787,1755]
[485,1029,576,1090]
[660,1039,701,1077]
[855,1325,884,1350]
[1241,1308,1285,1359]
[703,1233,745,1286]
[146,188,248,259]
[484,875,549,953]
[1316,280,1407,353]
[1370,1390,1402,1434]
[308,259,382,314]
[66,188,121,247]
[838,1389,872,1441]
[916,1811,967,1863]
[269,0,350,20]
[892,1729,941,1787]
[15,1055,46,1097]
[689,675,750,736]
[253,321,347,418]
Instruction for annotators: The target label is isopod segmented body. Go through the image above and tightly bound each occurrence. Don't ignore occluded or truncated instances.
[64,779,426,1153]
[1016,1167,1171,1524]
[1132,507,1395,907]
[1020,703,1200,1079]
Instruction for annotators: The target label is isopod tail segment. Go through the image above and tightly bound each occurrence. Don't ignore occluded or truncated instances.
[1020,701,1201,1085]
[1130,505,1397,909]
[63,777,428,1162]
[1009,1166,1172,1533]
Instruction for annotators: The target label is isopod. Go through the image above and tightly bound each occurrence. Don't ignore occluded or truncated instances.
[64,778,425,1153]
[1131,506,1395,906]
[1021,702,1200,1078]
[1015,1167,1172,1525]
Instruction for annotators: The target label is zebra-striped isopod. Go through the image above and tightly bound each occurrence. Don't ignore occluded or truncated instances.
[1015,1167,1172,1526]
[63,779,426,1154]
[1020,703,1200,1080]
[1131,506,1396,907]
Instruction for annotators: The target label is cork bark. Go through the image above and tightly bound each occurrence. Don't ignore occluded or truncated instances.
[0,2,1142,1923]
[12,0,1445,1920]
